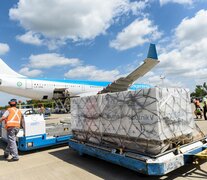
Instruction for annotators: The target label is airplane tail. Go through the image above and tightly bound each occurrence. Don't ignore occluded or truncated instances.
[0,58,25,77]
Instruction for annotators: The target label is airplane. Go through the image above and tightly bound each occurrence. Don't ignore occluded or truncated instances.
[0,44,159,101]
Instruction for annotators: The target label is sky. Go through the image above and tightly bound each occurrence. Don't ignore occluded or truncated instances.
[0,0,207,105]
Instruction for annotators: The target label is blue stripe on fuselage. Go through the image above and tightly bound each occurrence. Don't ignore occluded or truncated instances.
[19,77,152,90]
[28,78,111,86]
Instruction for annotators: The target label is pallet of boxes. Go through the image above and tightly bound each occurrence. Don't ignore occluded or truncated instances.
[71,87,204,156]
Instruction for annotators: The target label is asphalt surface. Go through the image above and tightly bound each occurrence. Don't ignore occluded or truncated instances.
[0,115,207,180]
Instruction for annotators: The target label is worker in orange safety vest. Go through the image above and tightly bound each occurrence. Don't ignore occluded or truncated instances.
[0,99,22,161]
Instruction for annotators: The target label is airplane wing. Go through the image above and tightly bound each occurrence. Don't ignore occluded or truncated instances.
[99,44,159,94]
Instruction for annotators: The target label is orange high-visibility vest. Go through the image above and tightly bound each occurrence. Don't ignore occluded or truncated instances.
[5,107,22,129]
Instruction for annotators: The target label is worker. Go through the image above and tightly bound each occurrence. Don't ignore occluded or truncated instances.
[0,99,22,161]
[194,106,202,119]
[195,98,200,108]
[38,104,45,115]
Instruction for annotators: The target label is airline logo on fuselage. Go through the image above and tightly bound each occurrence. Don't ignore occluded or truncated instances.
[17,81,22,87]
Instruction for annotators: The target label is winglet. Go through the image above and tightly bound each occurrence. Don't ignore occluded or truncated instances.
[147,43,158,60]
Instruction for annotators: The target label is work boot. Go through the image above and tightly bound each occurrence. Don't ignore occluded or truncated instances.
[3,153,9,159]
[8,157,19,162]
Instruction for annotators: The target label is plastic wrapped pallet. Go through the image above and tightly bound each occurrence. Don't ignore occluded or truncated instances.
[71,87,198,155]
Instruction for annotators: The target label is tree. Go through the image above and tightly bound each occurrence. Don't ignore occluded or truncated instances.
[191,83,207,98]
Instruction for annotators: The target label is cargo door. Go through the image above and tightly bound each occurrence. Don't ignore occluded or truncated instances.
[26,80,33,89]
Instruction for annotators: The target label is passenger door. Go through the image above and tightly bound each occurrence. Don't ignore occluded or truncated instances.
[26,80,33,89]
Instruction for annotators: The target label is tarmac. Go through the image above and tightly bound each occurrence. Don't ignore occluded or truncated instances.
[0,112,207,180]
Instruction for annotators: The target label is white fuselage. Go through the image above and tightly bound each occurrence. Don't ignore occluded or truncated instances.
[0,44,158,101]
[0,76,104,100]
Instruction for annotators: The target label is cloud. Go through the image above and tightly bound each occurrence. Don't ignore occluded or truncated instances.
[159,0,193,6]
[9,0,148,49]
[175,10,207,45]
[156,9,207,90]
[16,31,43,46]
[44,39,66,50]
[64,65,120,81]
[19,53,82,77]
[28,53,81,68]
[147,75,183,87]
[182,68,207,79]
[110,18,161,50]
[19,67,42,77]
[0,43,10,55]
[127,1,149,15]
[16,31,66,50]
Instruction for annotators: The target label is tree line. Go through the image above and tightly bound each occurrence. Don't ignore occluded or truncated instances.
[190,82,207,98]
[0,99,54,110]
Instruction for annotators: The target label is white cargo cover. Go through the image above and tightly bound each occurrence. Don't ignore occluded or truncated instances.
[71,88,198,155]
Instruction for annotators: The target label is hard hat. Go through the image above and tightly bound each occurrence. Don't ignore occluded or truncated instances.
[8,98,17,105]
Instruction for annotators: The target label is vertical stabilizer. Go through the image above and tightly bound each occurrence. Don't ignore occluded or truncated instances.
[0,58,25,77]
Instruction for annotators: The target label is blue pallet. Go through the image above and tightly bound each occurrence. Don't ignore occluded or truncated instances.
[18,134,73,151]
[68,140,189,176]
